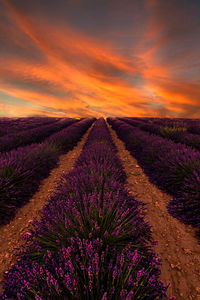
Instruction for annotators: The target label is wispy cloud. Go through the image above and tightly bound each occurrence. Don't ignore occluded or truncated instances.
[0,0,199,118]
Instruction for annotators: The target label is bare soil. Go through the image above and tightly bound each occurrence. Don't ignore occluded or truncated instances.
[0,123,94,293]
[1,121,200,299]
[107,122,200,300]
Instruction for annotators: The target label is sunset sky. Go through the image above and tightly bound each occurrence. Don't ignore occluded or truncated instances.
[0,0,200,118]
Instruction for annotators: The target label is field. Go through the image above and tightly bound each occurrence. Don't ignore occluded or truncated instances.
[0,117,200,300]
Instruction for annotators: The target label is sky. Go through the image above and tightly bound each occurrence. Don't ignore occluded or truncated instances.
[0,0,200,118]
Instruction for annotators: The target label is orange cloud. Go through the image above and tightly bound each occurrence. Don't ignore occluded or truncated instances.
[0,103,61,118]
[0,1,144,116]
[0,0,200,118]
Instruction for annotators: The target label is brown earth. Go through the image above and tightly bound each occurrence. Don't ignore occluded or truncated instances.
[0,123,94,293]
[1,120,200,299]
[107,121,200,300]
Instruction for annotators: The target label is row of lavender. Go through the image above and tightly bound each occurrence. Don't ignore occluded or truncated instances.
[136,118,192,125]
[0,117,60,137]
[0,118,171,299]
[0,118,79,153]
[0,118,95,226]
[119,118,200,152]
[150,118,200,136]
[107,118,200,242]
[128,117,200,135]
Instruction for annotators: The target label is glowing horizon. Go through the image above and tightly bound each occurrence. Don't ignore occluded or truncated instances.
[0,0,200,118]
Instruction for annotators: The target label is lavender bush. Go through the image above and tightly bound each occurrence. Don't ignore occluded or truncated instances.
[0,118,78,153]
[120,117,200,152]
[107,117,200,242]
[0,118,95,225]
[0,118,171,299]
[0,117,60,137]
[0,239,168,300]
[167,168,200,239]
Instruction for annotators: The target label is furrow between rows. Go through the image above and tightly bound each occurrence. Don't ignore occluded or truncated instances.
[106,121,200,300]
[0,123,95,293]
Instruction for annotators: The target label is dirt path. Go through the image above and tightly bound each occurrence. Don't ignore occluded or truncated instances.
[107,122,200,300]
[0,123,94,293]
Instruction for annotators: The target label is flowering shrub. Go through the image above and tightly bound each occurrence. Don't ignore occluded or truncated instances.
[0,118,95,225]
[0,118,171,299]
[107,118,200,242]
[167,169,200,240]
[120,117,200,152]
[0,117,59,137]
[0,239,168,300]
[0,118,77,153]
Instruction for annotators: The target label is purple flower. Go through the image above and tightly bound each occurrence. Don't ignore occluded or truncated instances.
[86,243,94,257]
[64,274,72,291]
[101,251,105,263]
[120,252,125,268]
[120,289,126,298]
[126,290,134,299]
[112,266,118,281]
[101,292,107,300]
[35,294,43,300]
[94,222,100,231]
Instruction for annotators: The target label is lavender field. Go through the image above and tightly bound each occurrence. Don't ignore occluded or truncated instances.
[108,117,200,241]
[0,117,200,299]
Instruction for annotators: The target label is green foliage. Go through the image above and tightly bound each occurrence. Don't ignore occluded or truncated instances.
[159,126,186,138]
[0,166,16,178]
[30,198,144,263]
[171,160,200,186]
